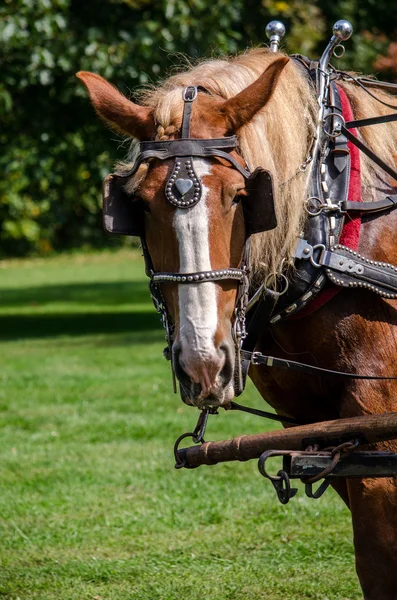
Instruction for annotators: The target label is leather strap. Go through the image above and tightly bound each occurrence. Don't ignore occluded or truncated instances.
[337,72,397,109]
[140,135,240,155]
[112,137,250,180]
[109,136,245,182]
[323,248,397,295]
[181,86,197,137]
[297,241,397,298]
[345,113,397,129]
[241,349,397,381]
[151,267,245,284]
[229,401,302,425]
[341,125,397,183]
[354,77,397,95]
[341,195,397,214]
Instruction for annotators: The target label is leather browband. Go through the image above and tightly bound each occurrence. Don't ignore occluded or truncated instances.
[112,136,251,180]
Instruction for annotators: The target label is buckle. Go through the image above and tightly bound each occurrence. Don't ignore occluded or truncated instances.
[251,352,262,365]
[323,112,346,138]
[310,244,326,268]
[182,86,198,102]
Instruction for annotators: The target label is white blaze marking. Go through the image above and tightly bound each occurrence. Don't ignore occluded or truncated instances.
[174,160,218,363]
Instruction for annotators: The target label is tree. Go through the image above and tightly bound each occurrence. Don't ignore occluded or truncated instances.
[1,0,396,256]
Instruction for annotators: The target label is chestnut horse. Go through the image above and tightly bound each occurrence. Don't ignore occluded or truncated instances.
[78,49,397,598]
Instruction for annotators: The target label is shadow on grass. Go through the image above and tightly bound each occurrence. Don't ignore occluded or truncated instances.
[0,281,150,308]
[0,281,165,341]
[0,311,162,341]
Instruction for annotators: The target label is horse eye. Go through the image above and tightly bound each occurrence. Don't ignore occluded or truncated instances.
[232,189,246,205]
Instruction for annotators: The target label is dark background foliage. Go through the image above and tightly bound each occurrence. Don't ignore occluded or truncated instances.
[1,0,396,257]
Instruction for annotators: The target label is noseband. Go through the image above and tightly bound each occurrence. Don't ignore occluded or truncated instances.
[103,85,278,397]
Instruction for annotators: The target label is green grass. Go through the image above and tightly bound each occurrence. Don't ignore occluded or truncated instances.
[0,249,361,600]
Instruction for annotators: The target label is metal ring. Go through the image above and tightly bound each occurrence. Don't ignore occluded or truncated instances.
[323,112,346,138]
[333,44,345,59]
[309,244,326,268]
[304,196,323,216]
[182,86,198,102]
[299,154,312,172]
[173,432,198,469]
[264,272,289,296]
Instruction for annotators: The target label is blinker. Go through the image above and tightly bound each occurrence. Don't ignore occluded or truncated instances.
[102,166,277,237]
[243,168,277,235]
[103,173,143,236]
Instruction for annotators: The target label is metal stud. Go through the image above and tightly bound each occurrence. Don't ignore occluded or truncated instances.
[270,315,281,324]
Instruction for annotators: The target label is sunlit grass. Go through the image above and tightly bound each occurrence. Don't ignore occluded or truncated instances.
[0,249,361,599]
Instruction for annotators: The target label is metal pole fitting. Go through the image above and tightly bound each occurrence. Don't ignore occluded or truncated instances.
[265,21,286,52]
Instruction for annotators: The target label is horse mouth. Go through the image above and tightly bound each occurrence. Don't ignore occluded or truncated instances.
[179,380,234,408]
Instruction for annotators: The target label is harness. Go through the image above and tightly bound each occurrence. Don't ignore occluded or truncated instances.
[103,85,278,394]
[102,54,397,406]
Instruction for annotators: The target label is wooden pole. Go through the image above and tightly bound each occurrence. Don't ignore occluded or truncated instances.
[177,412,397,469]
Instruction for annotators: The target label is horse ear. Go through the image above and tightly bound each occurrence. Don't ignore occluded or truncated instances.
[221,57,289,131]
[76,71,156,140]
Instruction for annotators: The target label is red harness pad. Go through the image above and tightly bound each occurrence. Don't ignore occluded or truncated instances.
[291,85,362,319]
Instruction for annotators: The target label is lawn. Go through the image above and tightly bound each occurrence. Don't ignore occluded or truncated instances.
[0,249,361,600]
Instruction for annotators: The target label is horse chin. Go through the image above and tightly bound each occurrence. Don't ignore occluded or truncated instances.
[179,380,235,409]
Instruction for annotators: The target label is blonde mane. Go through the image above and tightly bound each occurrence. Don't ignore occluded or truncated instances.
[124,48,397,282]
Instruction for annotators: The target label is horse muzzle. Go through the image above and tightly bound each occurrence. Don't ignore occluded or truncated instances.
[173,341,235,407]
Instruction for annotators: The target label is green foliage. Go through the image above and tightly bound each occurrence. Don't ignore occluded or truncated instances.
[0,0,247,256]
[1,0,397,256]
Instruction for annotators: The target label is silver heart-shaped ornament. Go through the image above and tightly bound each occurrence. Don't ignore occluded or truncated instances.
[175,178,193,196]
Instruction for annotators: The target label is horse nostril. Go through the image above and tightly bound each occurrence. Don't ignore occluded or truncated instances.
[219,342,234,385]
[219,343,230,358]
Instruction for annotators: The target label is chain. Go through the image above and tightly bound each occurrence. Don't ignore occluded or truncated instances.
[149,280,177,393]
[280,136,316,187]
[303,439,360,484]
[233,268,250,347]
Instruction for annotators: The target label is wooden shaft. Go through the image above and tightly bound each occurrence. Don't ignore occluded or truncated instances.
[178,412,397,468]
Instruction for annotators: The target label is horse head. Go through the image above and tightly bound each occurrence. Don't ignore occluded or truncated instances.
[77,56,289,408]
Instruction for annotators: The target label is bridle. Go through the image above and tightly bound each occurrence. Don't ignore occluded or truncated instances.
[146,86,274,398]
[103,84,278,398]
[103,53,397,417]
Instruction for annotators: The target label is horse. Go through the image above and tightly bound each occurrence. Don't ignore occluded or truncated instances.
[77,47,397,598]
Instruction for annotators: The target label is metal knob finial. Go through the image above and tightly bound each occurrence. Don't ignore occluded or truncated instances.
[265,21,286,52]
[332,20,353,41]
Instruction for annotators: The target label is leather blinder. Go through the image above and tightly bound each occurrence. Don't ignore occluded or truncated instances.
[243,168,277,235]
[103,174,142,237]
[103,166,278,238]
